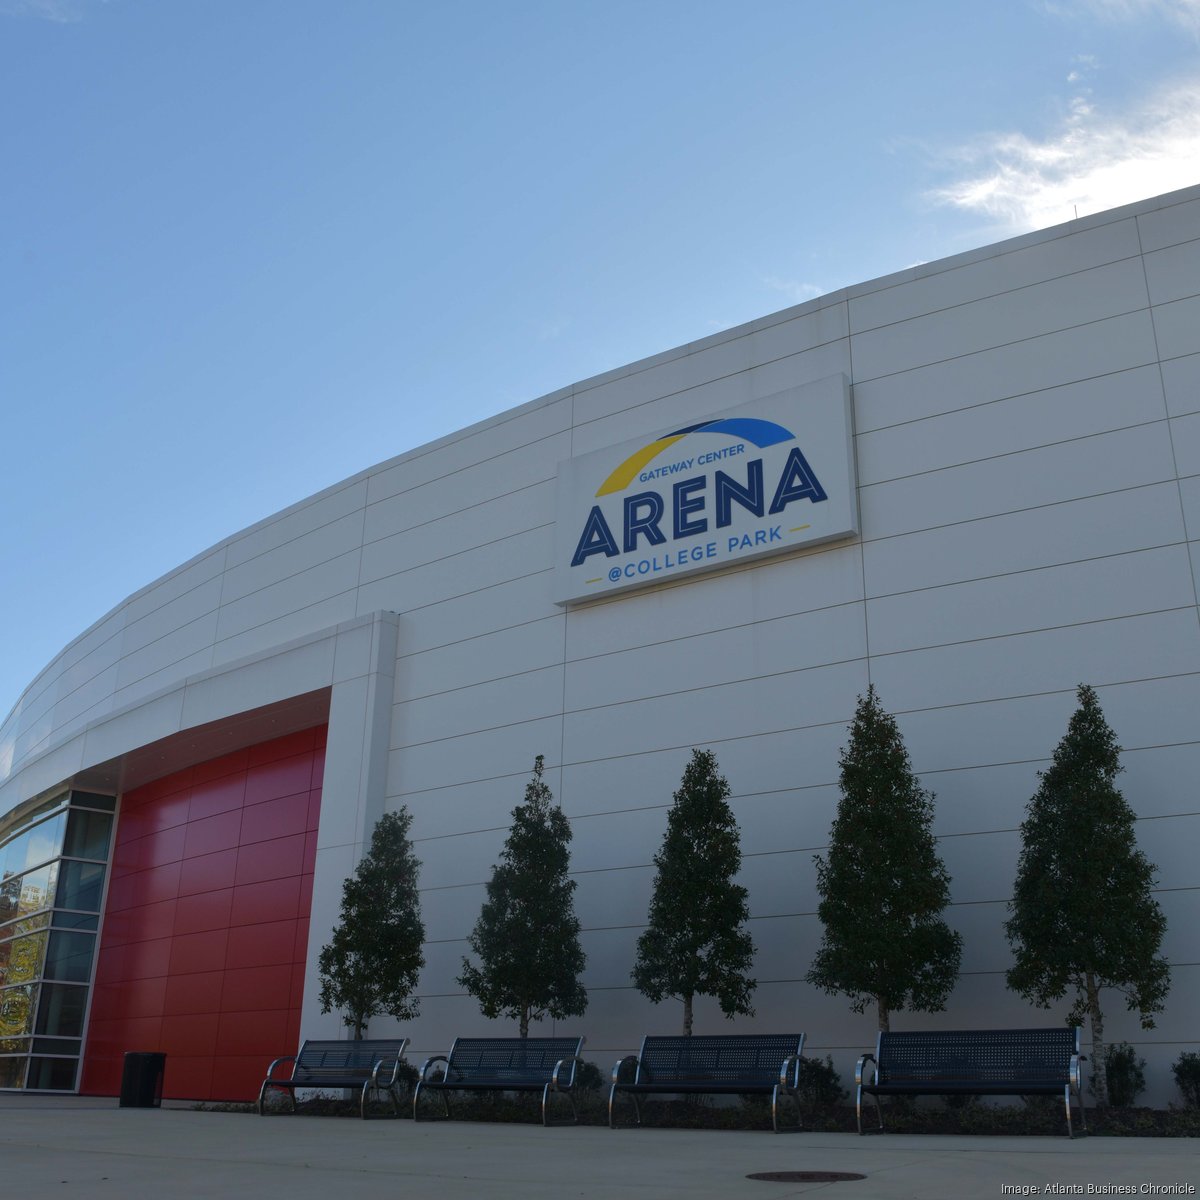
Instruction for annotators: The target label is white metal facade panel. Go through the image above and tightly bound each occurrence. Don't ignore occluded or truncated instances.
[3,185,1200,1103]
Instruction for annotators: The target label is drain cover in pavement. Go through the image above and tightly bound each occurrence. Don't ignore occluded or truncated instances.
[746,1172,866,1183]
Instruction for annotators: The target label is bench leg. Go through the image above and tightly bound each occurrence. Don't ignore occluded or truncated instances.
[257,1082,296,1116]
[771,1084,803,1133]
[542,1083,579,1127]
[413,1083,453,1121]
[357,1081,402,1119]
[1064,1083,1087,1138]
[856,1085,883,1134]
[607,1086,642,1130]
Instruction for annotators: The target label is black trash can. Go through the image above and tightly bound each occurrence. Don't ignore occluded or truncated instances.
[119,1051,166,1108]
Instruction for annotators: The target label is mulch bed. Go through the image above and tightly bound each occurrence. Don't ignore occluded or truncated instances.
[234,1091,1200,1135]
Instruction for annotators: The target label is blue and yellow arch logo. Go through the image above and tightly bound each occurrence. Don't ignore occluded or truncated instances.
[595,417,796,496]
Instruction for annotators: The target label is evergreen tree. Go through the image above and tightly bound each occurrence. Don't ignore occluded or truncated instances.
[807,686,961,1031]
[317,808,425,1038]
[458,755,587,1037]
[632,748,756,1035]
[1005,684,1170,1107]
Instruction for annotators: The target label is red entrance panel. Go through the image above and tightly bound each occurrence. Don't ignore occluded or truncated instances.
[80,726,326,1101]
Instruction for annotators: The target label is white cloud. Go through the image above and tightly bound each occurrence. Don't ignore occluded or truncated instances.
[534,318,568,342]
[0,0,105,22]
[762,276,824,305]
[1043,0,1200,36]
[931,77,1200,232]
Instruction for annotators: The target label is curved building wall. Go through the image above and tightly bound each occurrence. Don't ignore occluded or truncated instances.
[1,185,1198,1103]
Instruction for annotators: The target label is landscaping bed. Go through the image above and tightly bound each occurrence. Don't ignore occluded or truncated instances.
[225,1090,1200,1136]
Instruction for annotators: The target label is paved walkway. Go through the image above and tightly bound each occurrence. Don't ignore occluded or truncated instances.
[0,1095,1195,1199]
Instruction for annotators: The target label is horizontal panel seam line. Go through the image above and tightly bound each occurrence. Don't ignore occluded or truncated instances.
[855,359,1160,436]
[391,629,1196,752]
[360,475,552,552]
[858,416,1169,491]
[849,297,1150,387]
[387,691,1200,795]
[861,477,1180,546]
[847,247,1146,337]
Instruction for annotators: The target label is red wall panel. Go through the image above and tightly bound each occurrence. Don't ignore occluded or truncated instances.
[79,726,326,1101]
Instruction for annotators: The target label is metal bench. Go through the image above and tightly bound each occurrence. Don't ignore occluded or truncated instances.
[413,1036,587,1126]
[856,1027,1087,1138]
[257,1037,409,1118]
[608,1034,807,1133]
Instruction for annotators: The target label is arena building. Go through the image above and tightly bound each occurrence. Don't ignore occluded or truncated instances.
[1,184,1197,1105]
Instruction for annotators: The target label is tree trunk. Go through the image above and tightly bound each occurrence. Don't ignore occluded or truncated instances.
[1087,971,1107,1107]
[345,1014,366,1105]
[876,996,890,1033]
[682,993,693,1036]
[520,1007,529,1039]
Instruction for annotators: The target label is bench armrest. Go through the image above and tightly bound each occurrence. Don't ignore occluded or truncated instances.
[855,1053,877,1088]
[611,1055,639,1086]
[1070,1053,1085,1094]
[371,1053,405,1089]
[418,1055,449,1084]
[779,1054,802,1090]
[550,1055,587,1091]
[264,1055,297,1081]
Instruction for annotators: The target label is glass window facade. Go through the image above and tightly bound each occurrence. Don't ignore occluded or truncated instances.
[0,789,113,1091]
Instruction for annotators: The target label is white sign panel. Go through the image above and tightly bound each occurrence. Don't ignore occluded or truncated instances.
[553,375,857,604]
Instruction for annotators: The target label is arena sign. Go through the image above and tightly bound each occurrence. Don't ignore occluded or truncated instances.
[553,375,857,604]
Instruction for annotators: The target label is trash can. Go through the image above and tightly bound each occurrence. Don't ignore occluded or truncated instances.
[119,1051,166,1108]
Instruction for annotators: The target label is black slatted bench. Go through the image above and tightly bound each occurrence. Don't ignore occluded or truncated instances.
[412,1036,586,1126]
[257,1037,410,1118]
[856,1027,1087,1138]
[608,1033,807,1133]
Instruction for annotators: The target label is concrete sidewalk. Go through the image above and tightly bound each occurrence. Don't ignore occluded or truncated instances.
[0,1095,1195,1199]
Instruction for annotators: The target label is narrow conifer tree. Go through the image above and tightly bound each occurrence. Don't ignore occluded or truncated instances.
[807,686,961,1031]
[458,755,587,1037]
[317,808,425,1038]
[632,748,756,1035]
[1005,684,1169,1107]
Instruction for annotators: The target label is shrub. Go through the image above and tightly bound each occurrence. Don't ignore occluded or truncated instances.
[1172,1051,1200,1108]
[1097,1042,1146,1107]
[796,1055,848,1112]
[573,1059,605,1092]
[1020,1094,1061,1120]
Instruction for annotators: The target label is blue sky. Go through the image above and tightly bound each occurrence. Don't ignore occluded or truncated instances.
[2,0,1199,721]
